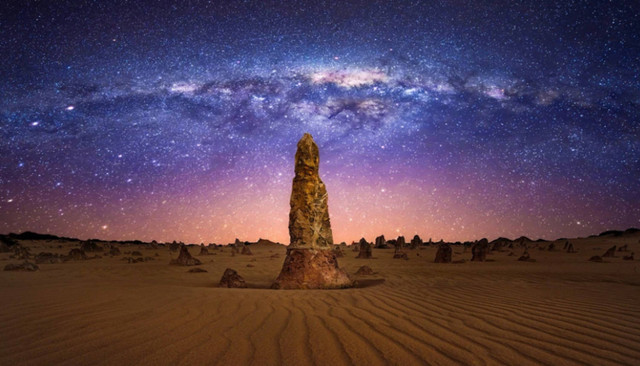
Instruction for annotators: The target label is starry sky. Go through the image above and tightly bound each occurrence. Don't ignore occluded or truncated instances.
[1,0,639,244]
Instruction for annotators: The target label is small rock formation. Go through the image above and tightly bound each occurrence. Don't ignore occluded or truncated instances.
[66,248,87,261]
[241,245,253,255]
[618,244,628,252]
[623,252,634,261]
[566,242,576,253]
[131,251,143,257]
[393,248,408,260]
[170,244,202,266]
[169,241,180,252]
[374,235,387,249]
[272,134,353,289]
[589,255,604,262]
[188,268,208,273]
[81,241,103,252]
[471,239,489,262]
[434,244,452,263]
[35,252,63,264]
[410,235,423,249]
[109,246,121,256]
[518,250,535,262]
[219,268,247,288]
[392,238,407,259]
[563,241,569,250]
[199,244,209,256]
[356,238,372,259]
[355,265,374,275]
[602,245,617,258]
[4,261,39,271]
[332,245,345,258]
[547,242,555,251]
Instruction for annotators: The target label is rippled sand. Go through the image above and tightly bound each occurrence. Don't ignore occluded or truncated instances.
[2,234,639,365]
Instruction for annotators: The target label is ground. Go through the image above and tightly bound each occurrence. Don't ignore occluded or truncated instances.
[1,235,639,365]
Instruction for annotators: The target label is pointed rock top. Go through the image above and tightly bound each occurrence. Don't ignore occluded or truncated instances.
[295,133,320,177]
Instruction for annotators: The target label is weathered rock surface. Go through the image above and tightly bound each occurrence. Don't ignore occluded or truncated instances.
[374,235,387,249]
[35,252,63,264]
[288,133,333,249]
[623,252,634,261]
[199,244,209,256]
[356,238,372,259]
[471,239,489,262]
[273,134,352,289]
[272,248,352,289]
[169,241,180,252]
[109,246,121,256]
[618,244,629,252]
[396,236,406,248]
[81,241,103,252]
[170,245,201,266]
[4,261,39,271]
[410,235,423,249]
[602,245,617,258]
[518,250,536,262]
[589,255,604,262]
[241,245,253,255]
[434,244,452,263]
[66,248,87,261]
[219,268,247,288]
[188,268,208,273]
[355,265,374,275]
[566,242,576,253]
[332,246,345,258]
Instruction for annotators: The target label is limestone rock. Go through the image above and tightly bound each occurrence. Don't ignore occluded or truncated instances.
[471,239,489,262]
[66,248,87,261]
[188,268,208,273]
[35,252,63,264]
[332,245,345,258]
[219,268,247,288]
[170,244,202,266]
[410,235,423,249]
[355,265,374,275]
[273,134,352,289]
[272,248,352,289]
[618,244,629,252]
[518,250,535,262]
[589,255,603,262]
[566,242,576,253]
[81,241,103,252]
[241,245,253,255]
[623,252,634,261]
[434,244,452,263]
[109,246,121,256]
[396,236,406,248]
[602,245,617,258]
[288,133,333,249]
[356,238,372,259]
[374,235,387,249]
[199,244,209,256]
[169,241,180,252]
[4,261,39,271]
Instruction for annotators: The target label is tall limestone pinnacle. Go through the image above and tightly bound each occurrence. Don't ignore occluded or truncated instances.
[289,133,333,248]
[272,133,353,289]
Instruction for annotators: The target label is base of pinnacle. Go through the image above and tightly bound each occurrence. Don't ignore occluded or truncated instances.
[272,248,354,289]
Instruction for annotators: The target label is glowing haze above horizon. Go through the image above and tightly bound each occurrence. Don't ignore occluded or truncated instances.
[1,1,639,244]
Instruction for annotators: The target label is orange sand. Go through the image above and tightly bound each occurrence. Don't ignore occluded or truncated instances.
[1,234,639,365]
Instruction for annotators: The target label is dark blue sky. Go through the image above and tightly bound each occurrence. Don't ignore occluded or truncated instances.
[1,0,639,243]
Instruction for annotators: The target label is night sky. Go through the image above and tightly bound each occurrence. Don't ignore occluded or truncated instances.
[1,1,639,244]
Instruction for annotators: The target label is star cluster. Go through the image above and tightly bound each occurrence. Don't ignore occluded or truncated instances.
[1,1,639,243]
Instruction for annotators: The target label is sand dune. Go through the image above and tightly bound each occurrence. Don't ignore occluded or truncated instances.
[2,235,640,365]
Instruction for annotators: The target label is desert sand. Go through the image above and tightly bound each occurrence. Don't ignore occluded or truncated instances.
[1,233,640,366]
